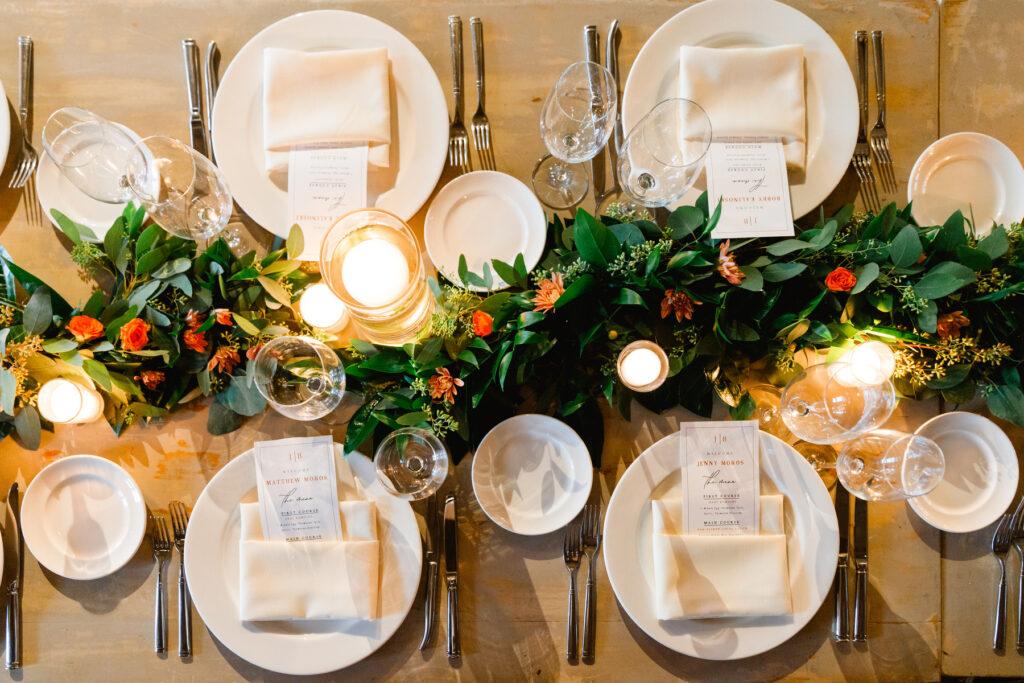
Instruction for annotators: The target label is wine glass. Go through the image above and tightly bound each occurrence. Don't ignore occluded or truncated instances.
[747,383,793,441]
[253,336,346,421]
[122,135,232,240]
[793,440,838,489]
[42,107,137,203]
[780,362,897,444]
[531,60,617,210]
[617,98,711,208]
[373,427,449,500]
[837,429,945,501]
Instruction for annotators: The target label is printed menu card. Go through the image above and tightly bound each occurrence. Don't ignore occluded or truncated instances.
[679,421,760,535]
[253,435,342,542]
[706,136,795,239]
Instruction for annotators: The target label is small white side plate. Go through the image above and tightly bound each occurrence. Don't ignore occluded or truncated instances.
[908,132,1024,236]
[0,77,10,175]
[472,414,593,535]
[21,455,147,580]
[425,171,546,292]
[910,412,1019,533]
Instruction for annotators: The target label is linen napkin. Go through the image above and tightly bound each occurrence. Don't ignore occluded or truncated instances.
[652,494,792,620]
[238,500,380,621]
[262,46,392,174]
[678,45,807,171]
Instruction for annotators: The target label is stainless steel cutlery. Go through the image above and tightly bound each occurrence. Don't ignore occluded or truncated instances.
[182,39,209,158]
[420,492,440,650]
[832,487,851,642]
[204,42,221,164]
[4,483,23,670]
[562,521,582,661]
[1010,496,1024,650]
[869,31,896,193]
[852,496,868,642]
[169,501,193,658]
[581,504,602,662]
[469,17,496,171]
[152,515,173,655]
[443,491,460,661]
[9,36,37,190]
[447,16,471,175]
[852,31,880,214]
[584,25,605,215]
[992,511,1013,650]
[599,20,624,213]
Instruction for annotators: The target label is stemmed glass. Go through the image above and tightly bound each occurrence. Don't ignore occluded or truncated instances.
[373,427,448,500]
[253,336,346,421]
[42,107,138,203]
[532,60,617,210]
[747,384,793,441]
[836,429,945,501]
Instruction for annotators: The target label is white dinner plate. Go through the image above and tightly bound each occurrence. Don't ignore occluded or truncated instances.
[425,171,547,292]
[185,446,421,676]
[472,414,593,535]
[212,10,449,239]
[908,132,1024,236]
[0,77,9,176]
[621,0,858,219]
[910,412,1019,533]
[21,455,146,580]
[604,431,837,660]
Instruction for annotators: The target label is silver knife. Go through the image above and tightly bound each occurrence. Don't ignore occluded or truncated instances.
[832,487,850,642]
[5,483,22,670]
[443,492,460,661]
[419,493,440,649]
[852,496,868,642]
[583,25,606,214]
[605,20,623,193]
[181,39,208,158]
[203,41,221,163]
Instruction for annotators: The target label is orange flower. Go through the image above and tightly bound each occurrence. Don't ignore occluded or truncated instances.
[183,329,208,353]
[427,367,464,404]
[472,310,494,336]
[825,267,858,292]
[532,272,565,313]
[184,309,205,330]
[67,315,104,343]
[717,240,745,285]
[936,311,970,339]
[135,370,165,390]
[214,308,233,326]
[207,346,241,374]
[660,289,701,323]
[119,318,150,351]
[246,342,265,360]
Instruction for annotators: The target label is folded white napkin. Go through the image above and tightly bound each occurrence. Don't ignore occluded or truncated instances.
[652,494,792,620]
[262,46,391,174]
[238,500,380,621]
[678,45,807,171]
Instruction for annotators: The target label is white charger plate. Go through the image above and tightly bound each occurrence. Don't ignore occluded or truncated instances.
[910,412,1019,533]
[0,77,9,175]
[908,132,1024,236]
[211,10,449,238]
[472,414,593,535]
[604,430,837,660]
[621,0,858,219]
[21,455,146,580]
[425,171,546,292]
[184,446,421,676]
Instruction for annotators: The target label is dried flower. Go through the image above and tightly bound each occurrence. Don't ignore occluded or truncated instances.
[136,370,165,390]
[67,315,104,343]
[716,240,745,285]
[207,346,241,374]
[183,330,208,354]
[214,308,233,326]
[427,367,464,404]
[936,311,970,339]
[119,318,150,351]
[825,267,857,292]
[660,289,701,323]
[472,310,493,337]
[532,272,565,313]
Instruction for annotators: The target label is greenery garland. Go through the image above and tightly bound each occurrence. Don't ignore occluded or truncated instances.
[0,197,1022,463]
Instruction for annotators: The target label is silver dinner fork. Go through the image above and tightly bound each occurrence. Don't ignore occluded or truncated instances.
[9,36,38,189]
[469,18,496,171]
[853,31,880,213]
[992,512,1013,650]
[152,516,173,655]
[447,16,471,175]
[169,501,193,657]
[581,504,602,662]
[1009,496,1024,650]
[563,522,582,662]
[869,31,896,194]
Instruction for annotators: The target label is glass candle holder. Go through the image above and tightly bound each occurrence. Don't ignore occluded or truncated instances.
[617,340,669,392]
[299,283,350,333]
[319,208,434,346]
[37,379,104,424]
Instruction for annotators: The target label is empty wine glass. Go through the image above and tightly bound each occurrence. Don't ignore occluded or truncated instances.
[42,107,138,203]
[122,135,231,240]
[374,427,449,500]
[780,362,897,444]
[793,440,838,489]
[531,60,617,210]
[837,429,945,501]
[618,98,711,208]
[253,336,346,421]
[747,383,793,441]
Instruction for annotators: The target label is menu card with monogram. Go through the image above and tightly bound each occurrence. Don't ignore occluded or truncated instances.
[253,435,342,542]
[680,421,760,535]
[706,136,795,239]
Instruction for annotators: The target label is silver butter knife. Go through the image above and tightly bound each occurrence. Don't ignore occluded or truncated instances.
[852,496,868,642]
[419,493,440,649]
[833,487,850,642]
[4,483,23,670]
[583,25,605,214]
[203,41,221,163]
[181,39,208,157]
[444,492,460,661]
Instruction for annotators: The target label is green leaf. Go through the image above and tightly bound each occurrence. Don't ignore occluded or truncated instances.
[926,364,971,390]
[517,310,546,328]
[766,238,810,256]
[913,262,977,300]
[645,247,661,277]
[933,211,967,250]
[83,358,113,391]
[917,299,938,334]
[257,276,295,310]
[0,328,7,359]
[988,383,1024,426]
[42,339,78,353]
[136,245,171,276]
[729,393,756,421]
[348,339,378,356]
[344,402,380,454]
[0,368,16,415]
[23,286,53,335]
[286,224,304,260]
[667,251,709,270]
[610,222,645,247]
[889,225,923,268]
[207,401,243,436]
[82,290,105,318]
[978,226,1009,259]
[514,330,545,345]
[553,274,595,309]
[414,337,443,365]
[457,254,470,287]
[225,376,266,416]
[513,252,528,283]
[51,209,84,244]
[762,262,807,282]
[806,220,838,251]
[14,405,40,450]
[396,411,430,426]
[153,258,192,278]
[737,266,763,292]
[359,353,409,374]
[126,280,162,311]
[490,259,518,288]
[103,216,125,262]
[135,224,163,258]
[850,262,879,294]
[612,288,646,307]
[573,211,620,267]
[667,205,704,240]
[954,245,992,271]
[231,313,261,336]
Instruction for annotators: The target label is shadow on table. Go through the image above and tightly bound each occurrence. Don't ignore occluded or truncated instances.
[39,539,151,614]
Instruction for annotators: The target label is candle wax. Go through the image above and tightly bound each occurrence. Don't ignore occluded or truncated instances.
[341,238,410,307]
[300,283,349,329]
[620,348,663,387]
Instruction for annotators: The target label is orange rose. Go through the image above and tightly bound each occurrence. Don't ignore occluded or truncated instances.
[183,330,208,354]
[67,315,104,343]
[825,267,857,292]
[119,318,150,351]
[472,310,493,337]
[214,308,233,326]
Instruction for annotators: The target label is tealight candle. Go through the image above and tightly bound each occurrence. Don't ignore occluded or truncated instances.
[299,283,350,333]
[37,378,104,424]
[341,238,410,308]
[839,341,896,386]
[617,341,669,392]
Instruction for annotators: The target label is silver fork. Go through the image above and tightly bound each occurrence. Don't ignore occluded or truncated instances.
[169,501,193,658]
[868,31,896,194]
[9,36,38,189]
[152,516,173,655]
[853,31,879,213]
[469,18,496,171]
[991,512,1013,650]
[563,522,582,662]
[1008,496,1024,650]
[447,16,471,175]
[581,504,602,662]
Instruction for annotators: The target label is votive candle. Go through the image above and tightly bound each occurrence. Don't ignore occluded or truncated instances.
[299,283,350,333]
[617,341,670,392]
[37,379,104,424]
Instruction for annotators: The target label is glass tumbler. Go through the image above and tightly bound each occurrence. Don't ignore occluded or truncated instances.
[253,336,346,421]
[374,427,449,500]
[42,106,137,203]
[780,362,897,444]
[837,429,945,501]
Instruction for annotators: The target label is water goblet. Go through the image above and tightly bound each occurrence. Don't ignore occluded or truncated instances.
[373,427,449,500]
[747,383,793,441]
[253,336,346,421]
[780,362,897,444]
[42,106,137,203]
[837,429,945,502]
[793,440,838,490]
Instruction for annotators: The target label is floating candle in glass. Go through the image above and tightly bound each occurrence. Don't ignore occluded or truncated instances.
[37,378,104,424]
[617,340,669,392]
[837,340,896,386]
[299,283,350,333]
